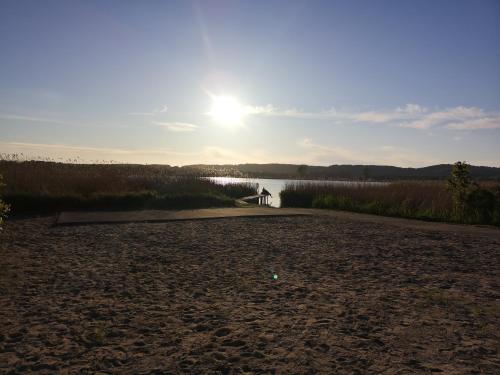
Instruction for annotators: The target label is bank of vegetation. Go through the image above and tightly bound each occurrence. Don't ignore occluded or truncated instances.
[193,163,500,180]
[280,162,500,226]
[0,159,256,214]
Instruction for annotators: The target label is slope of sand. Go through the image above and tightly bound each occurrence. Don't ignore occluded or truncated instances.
[55,207,311,226]
[0,214,499,374]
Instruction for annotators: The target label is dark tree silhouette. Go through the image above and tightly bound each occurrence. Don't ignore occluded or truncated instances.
[297,164,308,177]
[447,161,475,219]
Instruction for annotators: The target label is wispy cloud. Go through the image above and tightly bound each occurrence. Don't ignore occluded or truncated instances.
[128,112,156,117]
[446,117,500,130]
[0,141,268,165]
[245,104,276,115]
[0,141,188,155]
[298,138,360,163]
[253,103,426,122]
[153,121,199,132]
[3,139,496,167]
[128,105,168,117]
[0,114,67,125]
[298,138,439,167]
[401,106,485,129]
[253,103,500,131]
[0,141,196,164]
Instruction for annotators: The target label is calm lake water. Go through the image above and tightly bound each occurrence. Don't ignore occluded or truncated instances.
[207,177,387,207]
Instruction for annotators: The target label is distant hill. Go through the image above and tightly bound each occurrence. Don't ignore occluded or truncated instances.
[1,160,499,181]
[188,163,500,181]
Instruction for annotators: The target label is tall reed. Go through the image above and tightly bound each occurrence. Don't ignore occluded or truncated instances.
[280,180,499,225]
[0,160,257,213]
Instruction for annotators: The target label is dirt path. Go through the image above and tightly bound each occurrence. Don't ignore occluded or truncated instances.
[1,214,499,374]
[55,207,310,226]
[56,207,500,239]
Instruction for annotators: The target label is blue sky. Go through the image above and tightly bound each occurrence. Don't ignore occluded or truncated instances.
[1,0,499,166]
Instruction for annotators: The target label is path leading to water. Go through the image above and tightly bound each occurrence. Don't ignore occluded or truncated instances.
[56,207,500,238]
[56,207,311,226]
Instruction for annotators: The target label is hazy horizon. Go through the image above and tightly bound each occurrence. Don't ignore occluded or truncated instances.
[1,0,499,167]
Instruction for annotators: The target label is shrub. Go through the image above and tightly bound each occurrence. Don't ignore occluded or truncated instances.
[447,161,476,220]
[446,161,500,224]
[464,186,500,225]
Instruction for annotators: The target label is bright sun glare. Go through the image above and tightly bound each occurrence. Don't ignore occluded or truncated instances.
[208,95,247,126]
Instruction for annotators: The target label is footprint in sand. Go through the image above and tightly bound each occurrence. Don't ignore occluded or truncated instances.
[221,339,246,347]
[193,324,210,332]
[214,327,231,337]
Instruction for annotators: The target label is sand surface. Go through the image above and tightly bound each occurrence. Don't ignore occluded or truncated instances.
[1,214,499,374]
[56,207,311,226]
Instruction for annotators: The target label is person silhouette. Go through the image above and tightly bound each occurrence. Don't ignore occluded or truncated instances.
[261,187,271,197]
[261,187,271,205]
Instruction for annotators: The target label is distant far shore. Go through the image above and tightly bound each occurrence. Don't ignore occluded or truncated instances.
[2,158,500,180]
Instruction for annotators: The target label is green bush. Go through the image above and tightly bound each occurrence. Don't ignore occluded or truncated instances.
[446,161,500,225]
[464,187,500,225]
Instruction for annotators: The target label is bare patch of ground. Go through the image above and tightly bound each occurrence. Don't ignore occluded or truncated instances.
[0,215,499,374]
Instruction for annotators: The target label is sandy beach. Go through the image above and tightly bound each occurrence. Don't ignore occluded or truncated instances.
[1,213,499,374]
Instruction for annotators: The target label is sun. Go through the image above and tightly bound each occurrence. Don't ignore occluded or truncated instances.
[208,95,247,125]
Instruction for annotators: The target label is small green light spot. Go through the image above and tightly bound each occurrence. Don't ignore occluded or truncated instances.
[273,274,278,280]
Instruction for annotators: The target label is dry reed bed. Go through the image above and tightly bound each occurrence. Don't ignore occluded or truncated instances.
[0,161,256,213]
[280,180,499,224]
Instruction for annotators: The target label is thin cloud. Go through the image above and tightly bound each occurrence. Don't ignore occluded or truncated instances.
[0,141,196,164]
[153,121,199,132]
[446,117,500,130]
[255,103,426,121]
[0,114,67,125]
[298,138,361,163]
[0,141,269,165]
[1,140,477,167]
[0,141,189,155]
[253,103,499,131]
[298,138,438,167]
[401,106,485,129]
[128,112,156,117]
[350,104,427,123]
[128,105,168,117]
[245,104,276,115]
